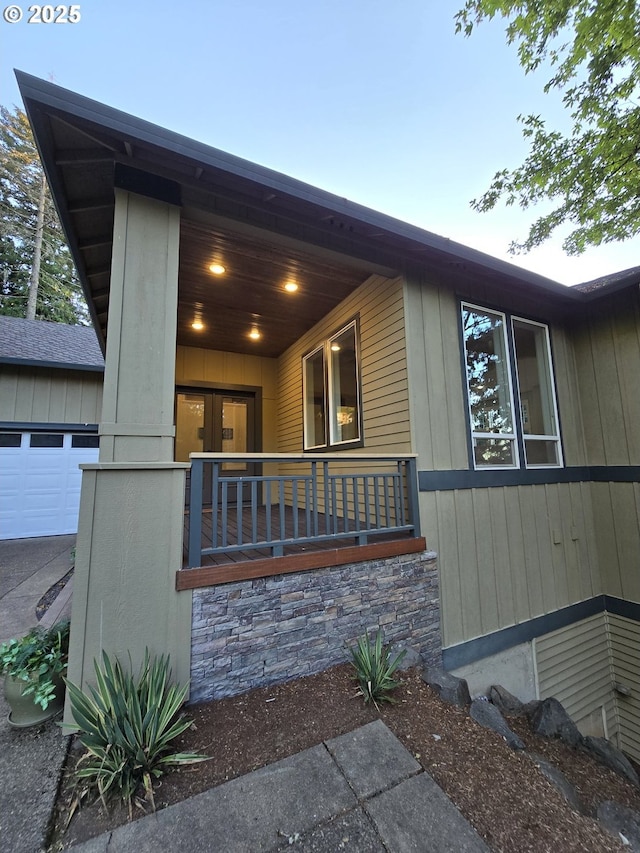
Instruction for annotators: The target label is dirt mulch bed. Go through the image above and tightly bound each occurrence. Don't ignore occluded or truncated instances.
[48,665,639,851]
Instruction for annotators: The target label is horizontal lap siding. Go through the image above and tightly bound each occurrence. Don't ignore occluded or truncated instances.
[277,275,410,454]
[0,365,103,424]
[535,613,616,739]
[608,613,640,763]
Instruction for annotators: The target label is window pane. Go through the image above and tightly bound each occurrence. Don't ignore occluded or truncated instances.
[462,306,516,466]
[513,319,561,466]
[303,348,326,448]
[524,439,559,466]
[329,324,360,444]
[0,433,21,448]
[473,437,516,467]
[71,434,99,449]
[30,433,64,448]
[513,320,557,436]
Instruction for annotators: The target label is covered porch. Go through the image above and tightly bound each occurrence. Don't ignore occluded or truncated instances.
[18,72,429,698]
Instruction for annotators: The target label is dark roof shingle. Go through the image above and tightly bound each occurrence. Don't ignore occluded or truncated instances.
[0,316,104,370]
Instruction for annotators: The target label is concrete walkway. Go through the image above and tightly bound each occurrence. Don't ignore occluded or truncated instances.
[0,536,491,852]
[0,535,75,853]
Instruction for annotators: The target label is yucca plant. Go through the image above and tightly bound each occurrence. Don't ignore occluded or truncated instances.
[65,649,205,815]
[349,629,406,709]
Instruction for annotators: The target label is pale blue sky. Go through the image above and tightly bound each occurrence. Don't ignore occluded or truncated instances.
[2,0,638,285]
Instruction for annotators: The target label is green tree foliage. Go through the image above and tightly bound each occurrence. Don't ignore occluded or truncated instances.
[456,0,640,254]
[0,105,88,323]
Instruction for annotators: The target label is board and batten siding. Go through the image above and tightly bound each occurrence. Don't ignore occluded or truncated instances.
[422,482,601,648]
[277,274,410,454]
[591,482,640,604]
[0,364,103,425]
[175,346,279,451]
[571,286,640,467]
[535,613,616,741]
[608,612,640,763]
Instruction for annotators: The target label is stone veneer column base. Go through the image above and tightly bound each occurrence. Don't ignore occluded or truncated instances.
[190,549,440,703]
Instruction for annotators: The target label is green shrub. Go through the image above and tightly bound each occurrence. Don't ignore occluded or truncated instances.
[0,619,70,709]
[66,649,205,814]
[349,629,406,709]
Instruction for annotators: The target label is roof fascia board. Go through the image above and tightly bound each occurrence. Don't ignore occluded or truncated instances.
[16,71,583,305]
[0,356,104,372]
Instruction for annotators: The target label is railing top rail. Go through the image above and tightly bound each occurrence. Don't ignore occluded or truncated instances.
[189,452,418,462]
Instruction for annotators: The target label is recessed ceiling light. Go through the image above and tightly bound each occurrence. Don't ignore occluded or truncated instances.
[284,281,298,292]
[249,325,261,340]
[330,343,341,351]
[209,263,226,275]
[192,319,205,331]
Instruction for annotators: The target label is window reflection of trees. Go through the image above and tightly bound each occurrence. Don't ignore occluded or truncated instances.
[463,308,514,466]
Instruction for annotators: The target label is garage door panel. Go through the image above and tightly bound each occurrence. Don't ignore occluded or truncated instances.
[0,432,99,540]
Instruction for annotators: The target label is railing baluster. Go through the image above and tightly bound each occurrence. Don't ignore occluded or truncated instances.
[323,461,330,535]
[236,479,243,546]
[331,476,338,534]
[275,478,285,556]
[211,462,219,550]
[265,492,272,543]
[342,475,349,533]
[311,461,318,536]
[221,479,228,547]
[292,477,299,539]
[251,478,258,543]
[383,474,391,527]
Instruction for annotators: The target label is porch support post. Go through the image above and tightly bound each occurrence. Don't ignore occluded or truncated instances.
[66,189,191,715]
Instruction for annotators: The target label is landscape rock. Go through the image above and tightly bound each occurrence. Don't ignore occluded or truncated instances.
[597,801,640,849]
[529,753,586,814]
[489,684,526,716]
[582,736,640,787]
[469,698,525,750]
[390,644,423,671]
[527,697,583,748]
[423,667,471,708]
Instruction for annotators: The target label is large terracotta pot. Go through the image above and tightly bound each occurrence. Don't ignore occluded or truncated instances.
[4,672,65,728]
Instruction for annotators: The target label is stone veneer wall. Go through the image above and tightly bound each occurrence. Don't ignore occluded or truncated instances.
[190,549,440,703]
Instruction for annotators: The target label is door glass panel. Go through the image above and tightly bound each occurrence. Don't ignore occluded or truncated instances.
[221,397,248,471]
[175,393,205,463]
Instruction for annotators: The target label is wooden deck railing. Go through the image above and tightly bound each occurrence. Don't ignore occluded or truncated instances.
[185,453,420,568]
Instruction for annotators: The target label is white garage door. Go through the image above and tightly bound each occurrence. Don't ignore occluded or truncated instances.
[0,431,99,540]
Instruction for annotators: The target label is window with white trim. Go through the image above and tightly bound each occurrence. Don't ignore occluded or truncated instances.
[461,303,562,469]
[303,319,361,450]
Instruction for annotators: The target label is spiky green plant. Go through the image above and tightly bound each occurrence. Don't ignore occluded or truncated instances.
[65,649,205,814]
[349,629,406,710]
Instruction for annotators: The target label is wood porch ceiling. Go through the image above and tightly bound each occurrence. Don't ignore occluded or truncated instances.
[177,220,370,358]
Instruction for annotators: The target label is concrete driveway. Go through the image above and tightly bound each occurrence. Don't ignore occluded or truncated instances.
[0,534,75,643]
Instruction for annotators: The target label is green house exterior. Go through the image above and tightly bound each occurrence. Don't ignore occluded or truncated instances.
[16,73,640,761]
